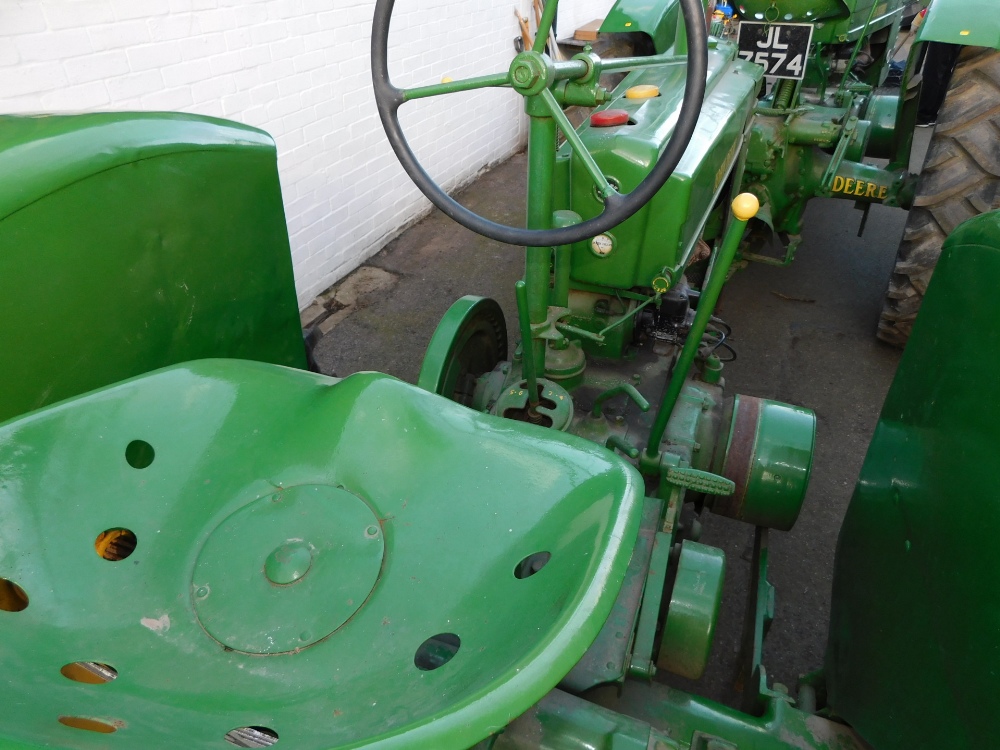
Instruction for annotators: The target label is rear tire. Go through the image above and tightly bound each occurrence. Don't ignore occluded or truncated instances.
[877,46,1000,347]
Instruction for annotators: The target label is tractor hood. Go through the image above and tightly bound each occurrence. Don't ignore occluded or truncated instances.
[735,0,849,24]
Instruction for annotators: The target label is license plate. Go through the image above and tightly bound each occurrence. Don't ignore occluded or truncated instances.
[737,22,813,80]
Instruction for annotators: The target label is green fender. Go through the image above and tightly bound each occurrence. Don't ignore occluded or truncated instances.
[825,210,1000,750]
[601,0,680,53]
[917,0,1000,49]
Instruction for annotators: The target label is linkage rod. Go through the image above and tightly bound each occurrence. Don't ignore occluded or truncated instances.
[644,195,759,459]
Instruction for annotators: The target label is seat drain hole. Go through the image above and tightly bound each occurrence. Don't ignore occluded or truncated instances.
[225,726,280,747]
[514,551,551,579]
[0,578,28,612]
[95,528,137,561]
[125,439,155,469]
[58,717,117,733]
[61,662,118,684]
[414,632,461,671]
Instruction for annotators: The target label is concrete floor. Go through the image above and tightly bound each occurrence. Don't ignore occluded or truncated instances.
[313,129,931,706]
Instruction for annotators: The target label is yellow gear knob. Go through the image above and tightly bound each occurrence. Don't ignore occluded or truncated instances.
[625,84,659,99]
[731,193,760,222]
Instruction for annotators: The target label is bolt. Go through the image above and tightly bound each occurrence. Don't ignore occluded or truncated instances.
[365,525,379,538]
[511,60,540,89]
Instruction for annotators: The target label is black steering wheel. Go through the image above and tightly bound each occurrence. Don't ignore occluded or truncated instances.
[371,0,708,247]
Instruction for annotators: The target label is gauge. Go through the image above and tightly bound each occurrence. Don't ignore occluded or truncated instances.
[590,233,615,257]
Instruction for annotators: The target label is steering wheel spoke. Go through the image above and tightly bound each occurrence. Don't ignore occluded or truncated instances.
[402,71,512,103]
[532,0,559,55]
[539,89,615,200]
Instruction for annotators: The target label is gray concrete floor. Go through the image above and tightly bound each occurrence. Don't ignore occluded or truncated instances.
[313,129,931,706]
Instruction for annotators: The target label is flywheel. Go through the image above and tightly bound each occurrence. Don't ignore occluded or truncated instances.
[417,296,508,406]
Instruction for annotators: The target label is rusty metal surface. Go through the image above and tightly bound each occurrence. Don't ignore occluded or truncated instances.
[717,395,762,519]
[559,497,662,692]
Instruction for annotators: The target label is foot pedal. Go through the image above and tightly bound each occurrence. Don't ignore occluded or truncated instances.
[665,466,735,495]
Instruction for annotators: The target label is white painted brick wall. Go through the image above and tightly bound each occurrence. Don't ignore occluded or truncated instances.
[1,0,616,307]
[555,0,617,43]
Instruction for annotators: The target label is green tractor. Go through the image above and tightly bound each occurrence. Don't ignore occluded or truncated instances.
[1,106,1000,749]
[727,0,1000,346]
[570,0,1000,347]
[0,0,998,748]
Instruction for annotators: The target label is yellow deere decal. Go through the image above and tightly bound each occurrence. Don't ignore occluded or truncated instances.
[832,176,888,200]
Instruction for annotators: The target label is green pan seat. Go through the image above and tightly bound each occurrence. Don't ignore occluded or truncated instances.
[0,360,643,750]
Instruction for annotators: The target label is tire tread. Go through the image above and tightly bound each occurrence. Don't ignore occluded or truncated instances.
[878,46,1000,347]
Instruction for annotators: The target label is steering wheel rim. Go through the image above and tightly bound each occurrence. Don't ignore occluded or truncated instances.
[371,0,708,247]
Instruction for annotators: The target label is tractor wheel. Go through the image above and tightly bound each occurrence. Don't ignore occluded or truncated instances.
[417,296,507,407]
[877,46,1000,347]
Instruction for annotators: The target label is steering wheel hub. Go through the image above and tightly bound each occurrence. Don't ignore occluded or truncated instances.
[509,51,553,96]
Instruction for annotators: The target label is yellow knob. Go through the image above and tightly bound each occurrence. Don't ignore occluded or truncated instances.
[441,76,454,83]
[731,193,760,222]
[625,84,659,99]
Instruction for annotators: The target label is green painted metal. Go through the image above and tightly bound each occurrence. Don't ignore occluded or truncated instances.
[525,110,557,374]
[555,44,761,291]
[715,396,816,531]
[495,378,575,431]
[496,685,867,750]
[562,290,637,360]
[738,0,904,45]
[737,528,789,715]
[601,0,679,53]
[417,296,508,404]
[532,0,558,55]
[542,89,614,200]
[745,96,917,240]
[664,465,735,496]
[826,210,1000,750]
[0,113,305,425]
[658,540,726,680]
[515,281,542,403]
[607,0,906,50]
[862,89,903,160]
[551,210,581,308]
[917,0,1000,48]
[402,71,510,102]
[732,0,850,25]
[644,195,759,459]
[559,498,662,692]
[0,359,643,749]
[193,484,386,654]
[628,531,672,679]
[657,385,726,477]
[590,384,649,418]
[10,0,981,743]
